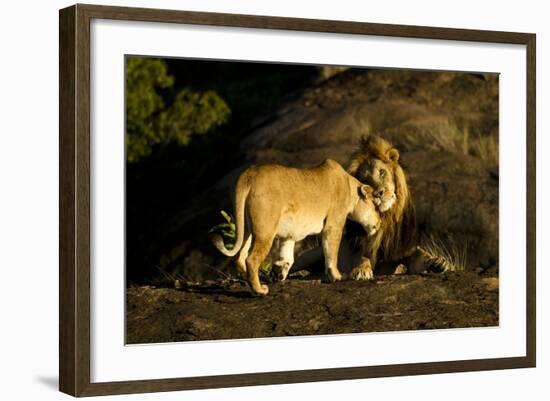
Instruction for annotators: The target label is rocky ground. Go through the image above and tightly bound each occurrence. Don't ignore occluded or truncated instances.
[126,271,498,344]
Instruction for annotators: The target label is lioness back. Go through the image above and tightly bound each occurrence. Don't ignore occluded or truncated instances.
[244,159,351,215]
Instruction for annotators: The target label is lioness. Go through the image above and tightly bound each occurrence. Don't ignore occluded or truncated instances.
[210,159,381,296]
[292,135,416,280]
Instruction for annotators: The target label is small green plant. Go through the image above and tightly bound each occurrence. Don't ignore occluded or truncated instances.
[209,210,236,249]
[209,210,272,277]
[259,260,273,276]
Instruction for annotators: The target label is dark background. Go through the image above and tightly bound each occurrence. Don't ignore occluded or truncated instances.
[126,58,319,283]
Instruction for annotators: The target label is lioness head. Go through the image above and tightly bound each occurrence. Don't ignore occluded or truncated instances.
[351,184,381,236]
[348,137,400,213]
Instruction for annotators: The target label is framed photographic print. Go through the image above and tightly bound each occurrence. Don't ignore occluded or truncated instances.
[59,3,536,397]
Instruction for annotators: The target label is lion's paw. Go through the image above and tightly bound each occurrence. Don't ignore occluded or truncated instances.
[327,269,343,283]
[253,284,269,296]
[350,266,374,281]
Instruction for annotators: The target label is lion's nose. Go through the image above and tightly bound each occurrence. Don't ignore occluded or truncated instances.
[374,189,384,198]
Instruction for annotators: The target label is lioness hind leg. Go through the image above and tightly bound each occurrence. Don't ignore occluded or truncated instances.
[273,239,295,281]
[246,235,274,296]
[235,234,252,279]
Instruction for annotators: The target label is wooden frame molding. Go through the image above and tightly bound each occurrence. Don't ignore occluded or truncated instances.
[59,3,536,397]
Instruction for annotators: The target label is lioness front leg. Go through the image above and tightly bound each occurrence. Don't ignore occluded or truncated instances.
[322,225,344,283]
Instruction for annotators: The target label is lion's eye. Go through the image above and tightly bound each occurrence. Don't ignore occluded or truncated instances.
[379,169,386,177]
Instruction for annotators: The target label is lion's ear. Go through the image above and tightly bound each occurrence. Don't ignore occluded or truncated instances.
[387,148,400,163]
[359,184,373,199]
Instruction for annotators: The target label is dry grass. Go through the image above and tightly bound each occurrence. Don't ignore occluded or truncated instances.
[470,134,499,168]
[418,235,467,272]
[402,119,498,168]
[428,123,470,155]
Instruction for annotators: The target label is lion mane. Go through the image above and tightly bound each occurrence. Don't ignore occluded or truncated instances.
[346,135,416,267]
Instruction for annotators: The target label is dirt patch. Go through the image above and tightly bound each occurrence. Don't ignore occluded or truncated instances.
[126,271,498,344]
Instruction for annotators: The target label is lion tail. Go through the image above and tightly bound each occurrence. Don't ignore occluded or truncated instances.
[210,171,251,257]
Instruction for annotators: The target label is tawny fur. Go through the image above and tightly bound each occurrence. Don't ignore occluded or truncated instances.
[346,135,416,272]
[210,159,381,296]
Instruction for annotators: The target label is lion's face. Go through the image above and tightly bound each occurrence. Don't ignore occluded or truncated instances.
[355,157,397,213]
[346,135,415,267]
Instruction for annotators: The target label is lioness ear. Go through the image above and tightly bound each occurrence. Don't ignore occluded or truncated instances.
[359,185,373,199]
[387,148,400,163]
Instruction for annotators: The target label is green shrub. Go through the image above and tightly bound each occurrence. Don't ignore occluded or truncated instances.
[126,57,230,162]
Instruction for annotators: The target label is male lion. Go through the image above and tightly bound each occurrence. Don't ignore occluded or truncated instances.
[346,135,416,279]
[292,135,416,279]
[210,159,381,296]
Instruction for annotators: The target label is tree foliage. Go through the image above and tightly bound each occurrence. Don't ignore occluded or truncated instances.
[125,57,230,162]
